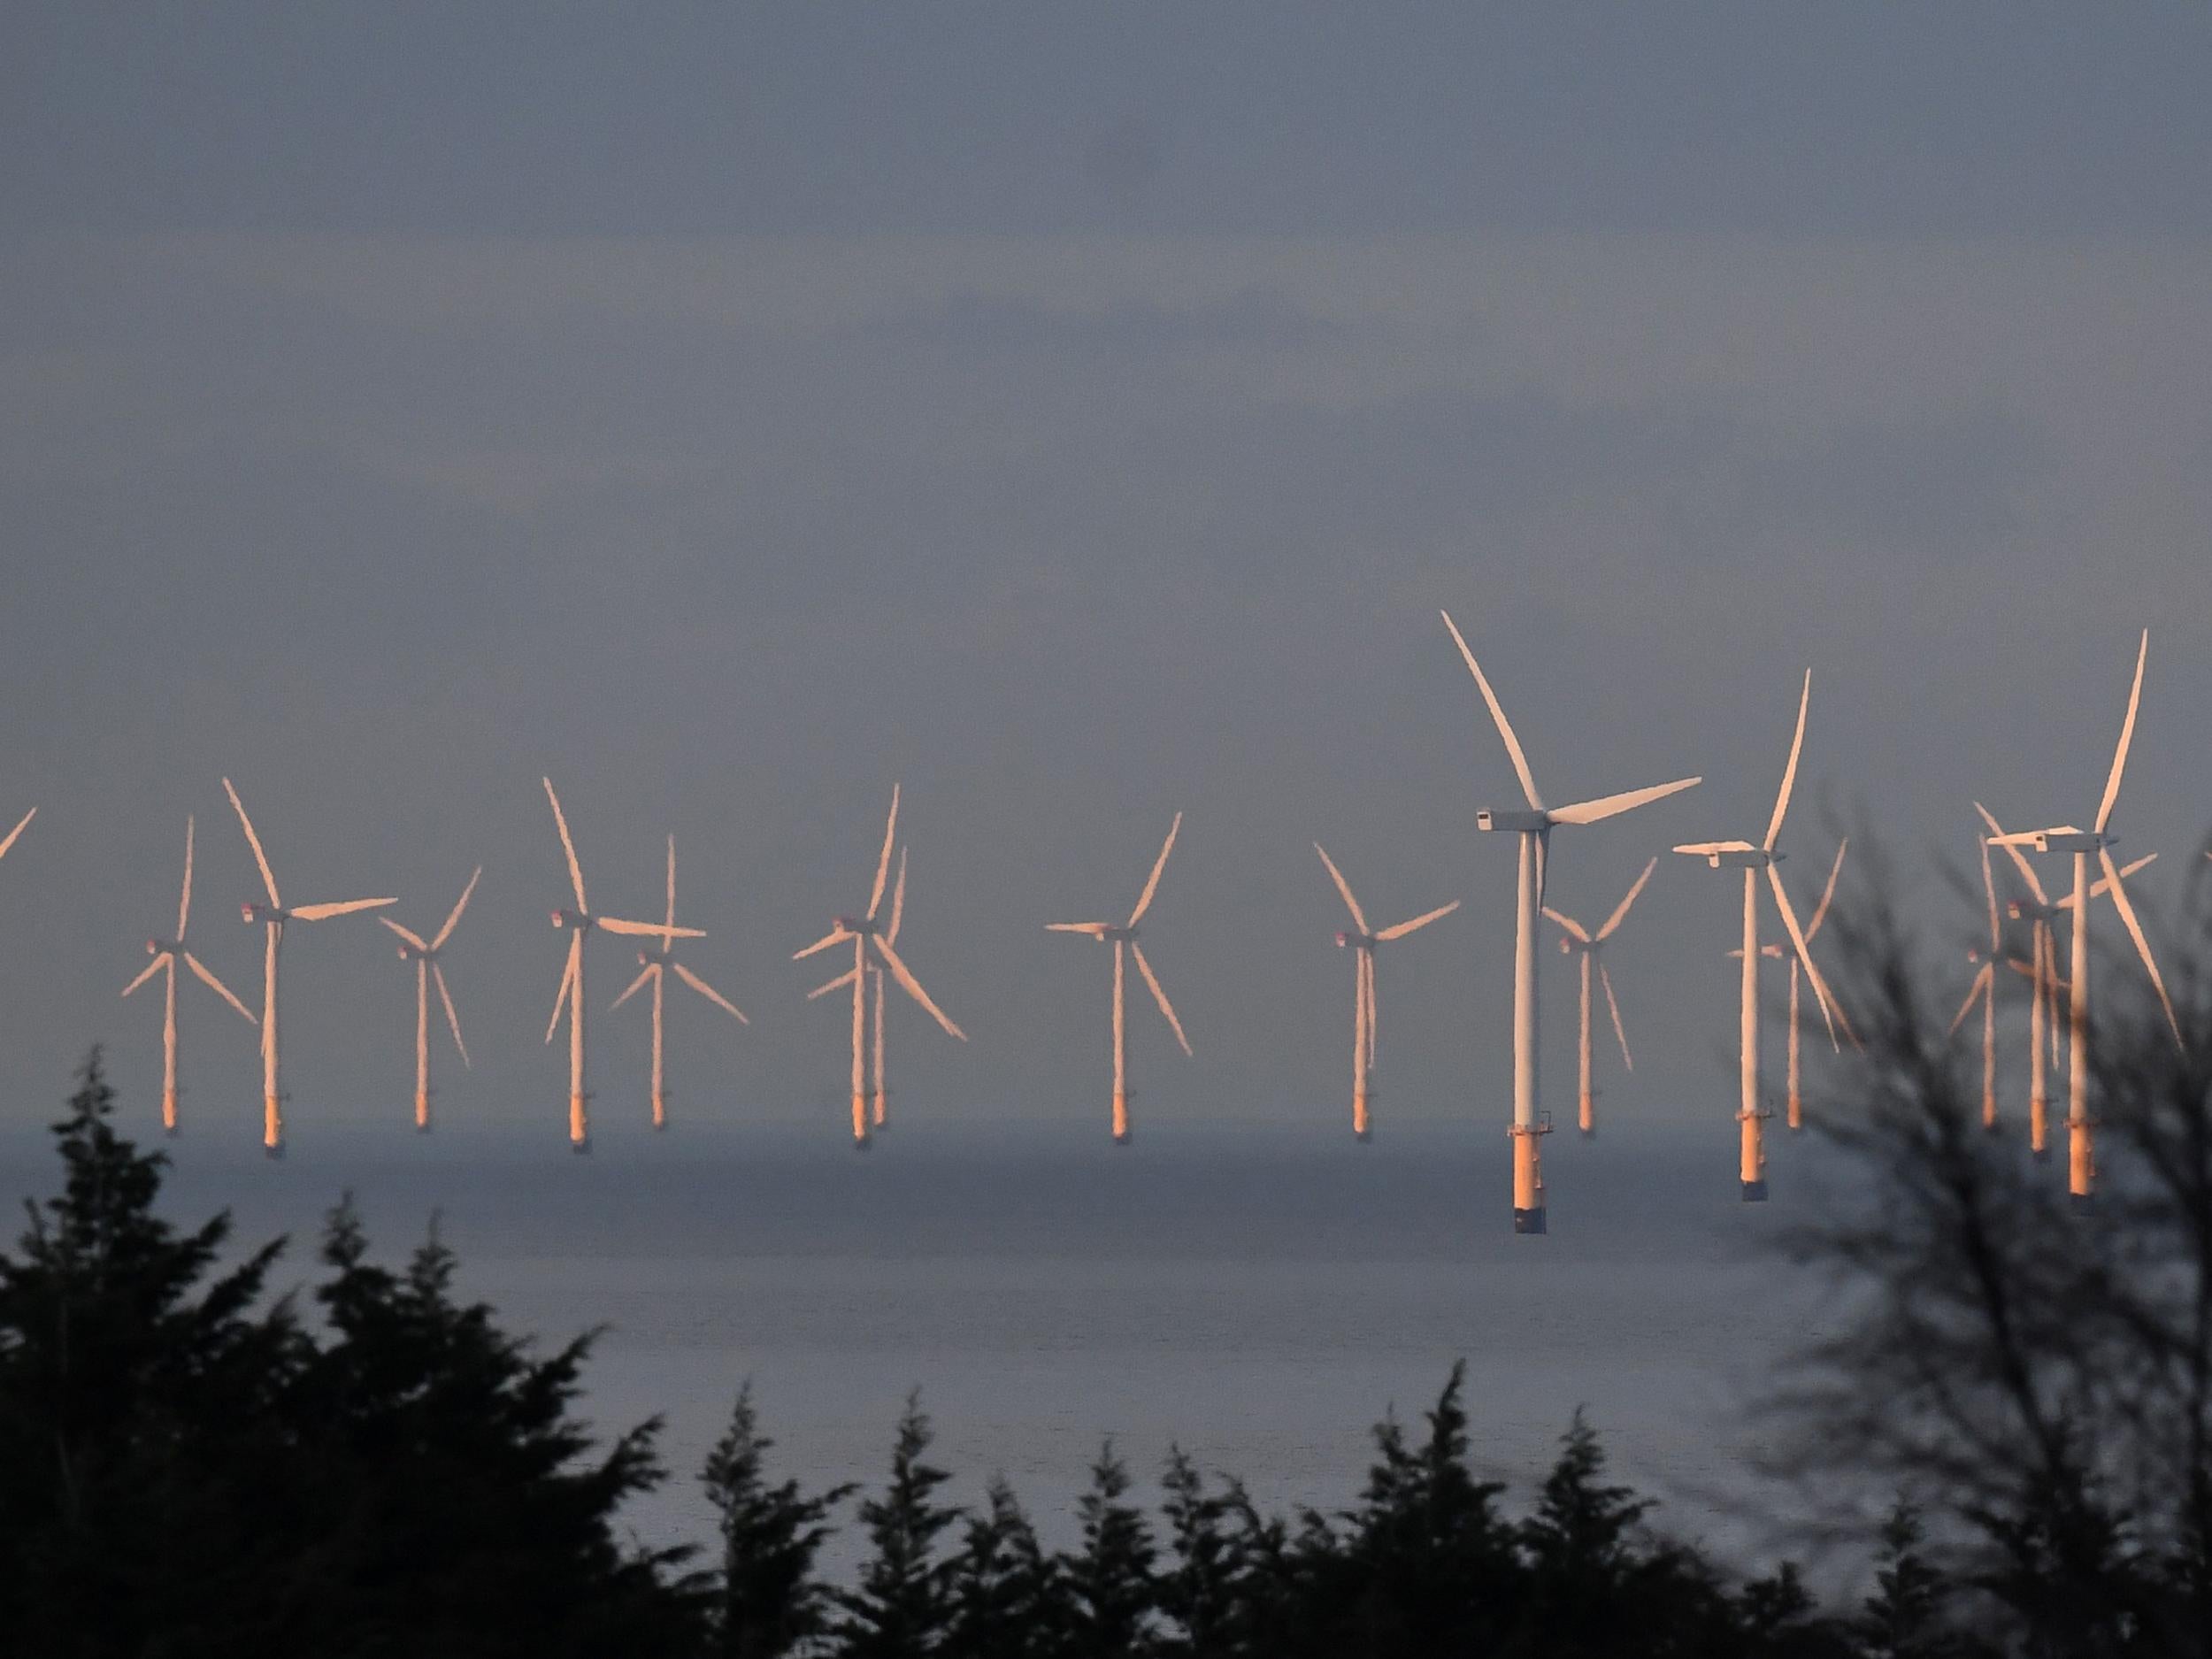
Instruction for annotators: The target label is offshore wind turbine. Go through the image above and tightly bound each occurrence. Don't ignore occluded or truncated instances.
[1673,672,1851,1202]
[1988,632,2180,1209]
[1541,857,1655,1137]
[224,778,396,1156]
[541,779,703,1152]
[121,816,257,1133]
[1440,611,1700,1233]
[1047,812,1192,1143]
[1978,802,2064,1156]
[808,849,908,1133]
[378,867,480,1132]
[1727,840,1848,1133]
[1313,843,1459,1141]
[611,835,748,1130]
[795,787,966,1148]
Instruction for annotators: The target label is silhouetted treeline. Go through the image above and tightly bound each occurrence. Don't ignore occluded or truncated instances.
[9,925,2212,1659]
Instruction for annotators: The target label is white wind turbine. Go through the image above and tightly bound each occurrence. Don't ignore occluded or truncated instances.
[121,816,257,1133]
[541,779,703,1153]
[611,835,749,1130]
[378,867,480,1133]
[1723,840,1849,1134]
[1047,812,1192,1143]
[795,787,967,1148]
[1673,672,1851,1202]
[1440,611,1701,1234]
[1987,631,2181,1209]
[1313,843,1458,1141]
[806,849,907,1133]
[224,778,396,1156]
[1541,857,1655,1138]
[1978,802,2066,1155]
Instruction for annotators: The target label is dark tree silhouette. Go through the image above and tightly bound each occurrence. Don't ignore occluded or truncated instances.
[833,1392,964,1658]
[702,1381,853,1659]
[946,1476,1064,1659]
[1062,1440,1158,1656]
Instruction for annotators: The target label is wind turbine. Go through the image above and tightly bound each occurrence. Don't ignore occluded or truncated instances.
[378,867,480,1132]
[807,849,908,1133]
[1673,672,1851,1202]
[611,835,749,1130]
[541,779,703,1153]
[1723,841,1848,1133]
[1978,802,2064,1155]
[1313,843,1459,1140]
[224,778,396,1156]
[1987,632,2180,1210]
[795,787,966,1148]
[1541,857,1655,1137]
[1047,812,1192,1143]
[1951,834,2006,1134]
[121,816,257,1133]
[1440,611,1701,1234]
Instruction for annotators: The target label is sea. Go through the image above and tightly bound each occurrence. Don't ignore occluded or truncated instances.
[0,1110,1847,1577]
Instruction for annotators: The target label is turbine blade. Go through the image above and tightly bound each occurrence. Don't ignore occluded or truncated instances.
[432,964,469,1067]
[1596,857,1659,941]
[872,936,965,1041]
[379,916,430,952]
[546,936,579,1043]
[1977,834,2001,951]
[177,815,195,940]
[794,927,850,959]
[596,916,705,939]
[674,960,749,1024]
[432,865,481,951]
[1764,671,1810,851]
[1541,906,1591,944]
[1046,922,1110,935]
[1375,899,1460,942]
[1128,811,1183,926]
[808,967,861,1000]
[665,834,677,934]
[1312,842,1370,933]
[1362,949,1378,1065]
[2094,630,2147,834]
[1600,961,1633,1071]
[1807,839,1850,941]
[222,779,280,908]
[290,898,396,921]
[1976,802,2050,909]
[122,954,168,998]
[2068,850,2160,906]
[0,804,33,864]
[1950,963,1993,1035]
[183,950,257,1024]
[543,778,587,910]
[887,849,908,945]
[1768,863,1847,1051]
[1129,941,1192,1056]
[1549,778,1701,826]
[611,963,656,1011]
[2100,845,2182,1046]
[1673,840,1756,858]
[1439,609,1542,810]
[867,783,900,921]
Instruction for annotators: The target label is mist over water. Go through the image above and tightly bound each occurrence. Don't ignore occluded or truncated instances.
[2,1106,1839,1570]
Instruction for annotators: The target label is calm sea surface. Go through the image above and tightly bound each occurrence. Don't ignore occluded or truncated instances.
[1,1112,1847,1571]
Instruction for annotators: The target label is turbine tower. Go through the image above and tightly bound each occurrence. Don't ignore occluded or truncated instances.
[224,778,396,1156]
[121,815,257,1132]
[1951,833,2006,1134]
[1673,672,1851,1202]
[1440,611,1701,1233]
[1978,802,2064,1155]
[1313,842,1458,1140]
[1541,857,1655,1137]
[795,787,966,1148]
[378,867,480,1132]
[1987,632,2180,1210]
[611,834,749,1130]
[1047,812,1192,1143]
[541,779,703,1152]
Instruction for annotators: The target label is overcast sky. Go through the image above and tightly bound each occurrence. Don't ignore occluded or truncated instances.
[3,5,2210,1148]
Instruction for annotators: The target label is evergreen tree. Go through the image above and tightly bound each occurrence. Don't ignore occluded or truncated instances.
[1157,1447,1245,1657]
[1857,1502,1985,1659]
[1061,1439,1159,1657]
[703,1380,854,1659]
[946,1476,1064,1659]
[833,1392,964,1658]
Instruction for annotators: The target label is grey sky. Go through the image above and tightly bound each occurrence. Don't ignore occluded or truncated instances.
[3,6,2210,1142]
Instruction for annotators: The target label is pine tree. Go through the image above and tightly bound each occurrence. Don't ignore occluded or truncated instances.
[833,1391,964,1658]
[946,1476,1064,1659]
[1062,1439,1159,1657]
[1158,1447,1242,1656]
[703,1381,854,1658]
[1858,1501,1984,1659]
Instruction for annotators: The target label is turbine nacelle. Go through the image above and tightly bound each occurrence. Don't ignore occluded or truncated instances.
[830,915,878,938]
[2001,829,2114,856]
[1335,929,1377,950]
[242,901,283,924]
[551,907,587,930]
[1477,808,1551,833]
[1705,849,1778,869]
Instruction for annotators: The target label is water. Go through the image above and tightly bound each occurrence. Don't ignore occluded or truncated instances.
[0,1111,1839,1570]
